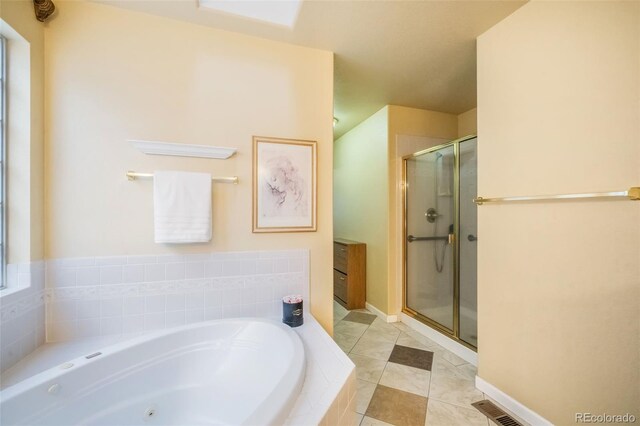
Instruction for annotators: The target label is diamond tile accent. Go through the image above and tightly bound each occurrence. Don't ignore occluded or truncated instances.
[365,384,428,426]
[388,344,434,371]
[343,311,377,325]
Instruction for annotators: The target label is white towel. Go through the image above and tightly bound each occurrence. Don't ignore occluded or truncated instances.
[153,171,212,243]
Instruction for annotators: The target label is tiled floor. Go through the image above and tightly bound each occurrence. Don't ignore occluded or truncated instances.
[332,301,492,426]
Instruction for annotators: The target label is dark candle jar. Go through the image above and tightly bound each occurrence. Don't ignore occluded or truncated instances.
[282,295,304,328]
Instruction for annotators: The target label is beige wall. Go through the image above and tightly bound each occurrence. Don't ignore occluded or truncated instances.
[333,106,389,312]
[334,105,457,315]
[44,1,335,330]
[457,108,477,138]
[0,0,45,263]
[477,1,639,423]
[388,105,458,314]
[388,106,458,154]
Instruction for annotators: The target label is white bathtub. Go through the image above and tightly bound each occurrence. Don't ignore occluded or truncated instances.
[0,318,305,426]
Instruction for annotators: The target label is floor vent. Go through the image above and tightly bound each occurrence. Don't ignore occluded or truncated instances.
[472,400,524,426]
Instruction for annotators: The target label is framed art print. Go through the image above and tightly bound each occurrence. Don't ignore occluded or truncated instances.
[252,136,317,233]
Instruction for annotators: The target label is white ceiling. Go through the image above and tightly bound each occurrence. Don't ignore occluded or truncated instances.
[98,0,526,138]
[198,0,303,28]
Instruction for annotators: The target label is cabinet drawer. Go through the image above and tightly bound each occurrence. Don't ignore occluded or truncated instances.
[334,243,348,273]
[333,270,348,302]
[334,243,348,259]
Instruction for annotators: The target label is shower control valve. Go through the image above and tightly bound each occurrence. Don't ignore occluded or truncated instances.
[425,208,440,223]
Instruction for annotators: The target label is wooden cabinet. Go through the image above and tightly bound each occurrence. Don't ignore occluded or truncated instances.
[333,238,366,310]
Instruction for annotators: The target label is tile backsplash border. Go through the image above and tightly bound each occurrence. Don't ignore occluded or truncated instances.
[0,261,47,373]
[44,249,310,342]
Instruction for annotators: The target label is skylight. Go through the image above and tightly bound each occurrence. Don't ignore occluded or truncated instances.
[198,0,302,29]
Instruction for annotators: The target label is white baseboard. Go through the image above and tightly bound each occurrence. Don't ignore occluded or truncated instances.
[365,302,398,323]
[475,376,552,426]
[399,312,477,366]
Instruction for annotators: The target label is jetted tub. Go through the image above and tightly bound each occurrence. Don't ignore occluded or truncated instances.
[0,318,305,425]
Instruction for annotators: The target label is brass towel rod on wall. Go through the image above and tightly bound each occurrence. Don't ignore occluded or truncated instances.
[474,187,640,205]
[126,171,238,184]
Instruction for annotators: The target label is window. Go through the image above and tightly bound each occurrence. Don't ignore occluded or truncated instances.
[0,35,6,289]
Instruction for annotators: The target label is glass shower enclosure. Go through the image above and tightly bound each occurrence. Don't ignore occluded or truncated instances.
[403,136,477,348]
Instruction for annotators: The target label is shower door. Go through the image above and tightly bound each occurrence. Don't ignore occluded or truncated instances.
[458,138,478,346]
[403,136,477,348]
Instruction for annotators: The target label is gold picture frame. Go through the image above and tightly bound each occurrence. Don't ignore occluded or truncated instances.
[252,136,317,233]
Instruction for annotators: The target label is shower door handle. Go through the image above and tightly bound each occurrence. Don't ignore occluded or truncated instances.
[407,235,449,243]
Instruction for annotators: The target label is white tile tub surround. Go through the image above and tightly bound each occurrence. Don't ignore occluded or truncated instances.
[286,316,357,426]
[45,250,310,342]
[0,262,47,372]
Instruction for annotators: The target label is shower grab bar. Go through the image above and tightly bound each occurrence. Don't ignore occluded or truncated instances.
[407,235,449,243]
[126,171,238,184]
[474,187,640,205]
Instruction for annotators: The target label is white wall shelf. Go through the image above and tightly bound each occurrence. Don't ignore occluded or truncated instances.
[129,140,237,159]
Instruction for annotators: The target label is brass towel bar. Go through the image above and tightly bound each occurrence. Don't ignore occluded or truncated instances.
[126,171,238,184]
[474,187,640,205]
